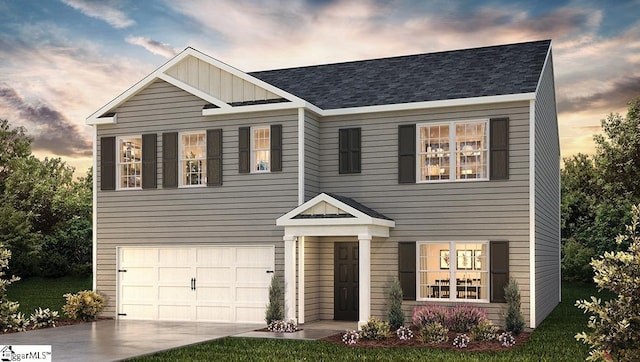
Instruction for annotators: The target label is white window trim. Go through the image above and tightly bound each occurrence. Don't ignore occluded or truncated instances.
[116,135,142,191]
[250,125,270,173]
[178,130,207,188]
[416,240,490,303]
[416,119,490,183]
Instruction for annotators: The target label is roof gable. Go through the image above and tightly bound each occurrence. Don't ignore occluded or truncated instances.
[250,40,550,110]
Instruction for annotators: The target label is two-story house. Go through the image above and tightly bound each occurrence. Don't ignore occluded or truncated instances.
[87,39,559,329]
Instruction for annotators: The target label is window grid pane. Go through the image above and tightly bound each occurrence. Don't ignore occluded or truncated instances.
[419,124,450,181]
[252,127,270,172]
[118,137,142,189]
[180,132,206,186]
[455,122,487,179]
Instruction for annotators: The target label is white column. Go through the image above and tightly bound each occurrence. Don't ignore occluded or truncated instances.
[284,235,297,322]
[358,234,372,329]
[297,236,305,324]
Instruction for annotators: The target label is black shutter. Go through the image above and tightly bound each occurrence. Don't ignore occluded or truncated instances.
[100,136,116,191]
[490,240,509,302]
[398,124,416,183]
[398,242,416,300]
[270,124,282,172]
[238,127,250,173]
[142,134,157,189]
[207,129,223,186]
[490,118,509,180]
[339,128,361,174]
[162,132,178,188]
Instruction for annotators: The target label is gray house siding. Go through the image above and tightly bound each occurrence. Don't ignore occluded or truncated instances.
[95,80,298,316]
[304,111,321,201]
[313,102,532,326]
[533,52,561,326]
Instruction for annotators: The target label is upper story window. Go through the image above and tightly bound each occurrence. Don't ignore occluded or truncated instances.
[418,120,488,182]
[251,126,270,172]
[179,131,207,187]
[339,128,361,174]
[117,136,142,189]
[417,241,489,301]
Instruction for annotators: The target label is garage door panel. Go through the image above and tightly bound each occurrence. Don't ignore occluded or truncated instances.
[121,267,155,283]
[196,267,231,283]
[158,248,192,266]
[197,287,231,302]
[158,286,192,302]
[236,248,273,267]
[235,307,265,323]
[121,248,157,266]
[121,285,155,301]
[120,304,155,320]
[196,306,232,322]
[159,305,191,320]
[196,247,232,266]
[236,268,271,284]
[158,267,192,283]
[236,286,269,303]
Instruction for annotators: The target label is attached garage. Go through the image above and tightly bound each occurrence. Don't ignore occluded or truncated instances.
[117,245,274,323]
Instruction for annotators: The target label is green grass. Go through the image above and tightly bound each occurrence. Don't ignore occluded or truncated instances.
[129,282,609,362]
[6,275,92,315]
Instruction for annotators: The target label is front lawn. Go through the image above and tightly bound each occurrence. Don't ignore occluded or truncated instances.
[129,282,606,361]
[6,275,92,315]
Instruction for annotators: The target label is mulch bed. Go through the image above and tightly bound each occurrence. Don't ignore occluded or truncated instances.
[321,329,531,352]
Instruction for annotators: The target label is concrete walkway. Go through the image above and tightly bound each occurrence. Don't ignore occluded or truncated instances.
[0,320,261,361]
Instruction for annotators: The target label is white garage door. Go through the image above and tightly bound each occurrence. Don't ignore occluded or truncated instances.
[118,246,274,323]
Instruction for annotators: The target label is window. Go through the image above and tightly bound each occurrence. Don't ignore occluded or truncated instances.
[418,120,488,182]
[339,128,361,174]
[417,241,489,301]
[251,126,270,172]
[117,136,142,189]
[179,131,206,186]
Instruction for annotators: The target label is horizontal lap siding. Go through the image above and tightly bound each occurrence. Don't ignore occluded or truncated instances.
[534,54,561,326]
[317,102,531,326]
[304,112,321,201]
[95,80,297,316]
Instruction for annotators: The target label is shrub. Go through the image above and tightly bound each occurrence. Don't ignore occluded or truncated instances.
[471,319,499,341]
[453,334,470,348]
[387,278,405,330]
[0,243,22,333]
[267,319,298,333]
[419,321,449,344]
[30,307,59,328]
[6,312,29,332]
[498,331,516,347]
[62,290,105,321]
[562,238,595,282]
[412,305,447,330]
[359,318,390,340]
[446,305,487,333]
[576,204,640,362]
[342,329,360,345]
[265,275,283,324]
[396,325,414,341]
[504,280,526,335]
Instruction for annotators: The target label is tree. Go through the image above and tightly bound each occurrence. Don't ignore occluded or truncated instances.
[575,204,640,361]
[387,278,405,330]
[0,119,32,194]
[265,275,283,324]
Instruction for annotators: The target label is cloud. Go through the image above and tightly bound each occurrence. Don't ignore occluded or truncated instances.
[557,76,640,114]
[0,84,91,157]
[60,0,134,28]
[126,36,179,58]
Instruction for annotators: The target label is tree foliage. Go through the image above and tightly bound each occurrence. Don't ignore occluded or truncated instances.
[0,120,92,278]
[387,278,405,330]
[561,97,640,281]
[265,275,283,324]
[575,204,640,361]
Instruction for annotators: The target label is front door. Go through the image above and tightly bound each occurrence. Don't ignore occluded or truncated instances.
[334,242,359,321]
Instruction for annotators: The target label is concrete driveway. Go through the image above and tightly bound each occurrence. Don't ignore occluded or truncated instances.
[0,319,261,361]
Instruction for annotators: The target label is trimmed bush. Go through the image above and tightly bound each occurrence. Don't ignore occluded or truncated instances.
[62,290,105,321]
[265,275,283,324]
[446,305,487,333]
[412,305,447,330]
[359,318,390,340]
[419,321,449,344]
[30,307,59,328]
[387,279,405,330]
[471,319,499,341]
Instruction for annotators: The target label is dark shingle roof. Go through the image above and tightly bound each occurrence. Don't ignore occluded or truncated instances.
[249,40,550,110]
[324,193,393,221]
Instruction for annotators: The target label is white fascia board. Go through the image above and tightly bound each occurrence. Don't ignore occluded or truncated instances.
[283,224,390,238]
[534,42,552,96]
[87,113,117,125]
[318,93,535,117]
[201,100,306,116]
[529,98,537,328]
[157,73,231,109]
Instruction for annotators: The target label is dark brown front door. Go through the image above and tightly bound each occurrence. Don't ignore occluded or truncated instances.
[334,242,358,321]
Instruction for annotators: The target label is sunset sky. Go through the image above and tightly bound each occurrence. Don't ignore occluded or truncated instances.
[1,0,639,176]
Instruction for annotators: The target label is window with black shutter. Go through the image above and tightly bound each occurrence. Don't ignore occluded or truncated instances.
[398,242,416,300]
[398,124,416,183]
[162,132,178,188]
[141,134,157,189]
[100,136,116,191]
[490,240,509,302]
[207,129,223,186]
[490,117,509,180]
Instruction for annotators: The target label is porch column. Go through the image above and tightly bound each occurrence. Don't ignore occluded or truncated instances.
[283,235,297,322]
[358,234,371,329]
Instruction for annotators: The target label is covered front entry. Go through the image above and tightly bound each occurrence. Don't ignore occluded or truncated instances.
[276,193,395,328]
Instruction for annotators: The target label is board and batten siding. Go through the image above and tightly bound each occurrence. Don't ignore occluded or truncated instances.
[533,52,561,326]
[314,102,532,326]
[95,79,298,316]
